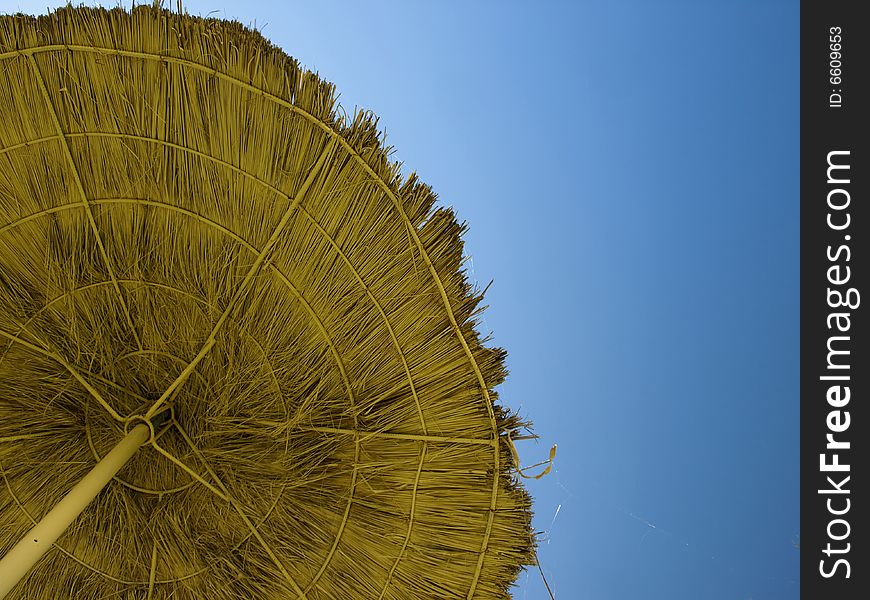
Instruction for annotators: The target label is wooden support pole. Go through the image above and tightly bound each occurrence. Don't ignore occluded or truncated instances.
[0,423,150,598]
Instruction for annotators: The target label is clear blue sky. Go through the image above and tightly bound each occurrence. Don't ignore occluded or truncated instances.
[12,1,801,598]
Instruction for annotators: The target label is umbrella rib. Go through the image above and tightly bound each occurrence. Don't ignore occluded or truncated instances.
[0,201,83,236]
[149,439,228,502]
[2,142,445,432]
[0,134,61,158]
[377,443,426,600]
[0,432,57,443]
[0,277,156,432]
[303,437,361,594]
[171,419,309,599]
[0,327,53,360]
[300,425,494,447]
[293,205,434,594]
[83,370,149,405]
[326,126,503,600]
[147,539,158,599]
[24,54,143,352]
[296,205,429,431]
[0,278,146,422]
[0,270,267,419]
[142,137,336,421]
[0,326,125,422]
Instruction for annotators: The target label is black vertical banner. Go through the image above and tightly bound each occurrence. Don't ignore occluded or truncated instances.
[802,1,868,597]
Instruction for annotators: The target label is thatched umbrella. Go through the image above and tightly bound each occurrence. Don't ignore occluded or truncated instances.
[0,4,544,599]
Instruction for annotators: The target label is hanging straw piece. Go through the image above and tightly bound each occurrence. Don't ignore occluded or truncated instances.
[507,432,558,480]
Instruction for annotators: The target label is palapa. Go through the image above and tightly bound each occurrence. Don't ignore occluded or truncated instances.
[0,5,540,599]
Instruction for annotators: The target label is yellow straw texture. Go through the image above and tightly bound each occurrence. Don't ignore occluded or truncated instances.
[0,5,535,599]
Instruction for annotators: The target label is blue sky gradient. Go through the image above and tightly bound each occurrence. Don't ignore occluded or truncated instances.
[11,1,801,598]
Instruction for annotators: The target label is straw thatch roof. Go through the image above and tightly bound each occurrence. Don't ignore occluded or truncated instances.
[0,4,536,599]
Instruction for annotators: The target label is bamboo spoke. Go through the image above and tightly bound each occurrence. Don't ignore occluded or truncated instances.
[25,55,142,351]
[172,420,307,598]
[0,326,125,422]
[147,540,158,599]
[299,425,494,447]
[143,138,337,421]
